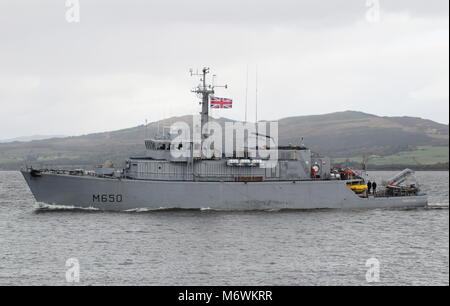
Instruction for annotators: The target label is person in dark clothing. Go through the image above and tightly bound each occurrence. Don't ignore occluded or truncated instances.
[367,181,372,195]
[372,182,377,196]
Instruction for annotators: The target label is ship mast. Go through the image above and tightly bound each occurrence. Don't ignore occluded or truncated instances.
[190,67,227,140]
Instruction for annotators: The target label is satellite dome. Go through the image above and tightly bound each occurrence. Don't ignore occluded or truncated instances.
[103,160,114,168]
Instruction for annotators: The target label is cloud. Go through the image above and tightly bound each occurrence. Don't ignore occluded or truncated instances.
[0,1,448,139]
[410,78,449,102]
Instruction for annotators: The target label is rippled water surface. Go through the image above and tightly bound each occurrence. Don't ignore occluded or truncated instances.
[0,171,448,285]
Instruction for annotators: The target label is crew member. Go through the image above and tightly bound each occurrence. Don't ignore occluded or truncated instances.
[372,181,377,196]
[367,181,372,195]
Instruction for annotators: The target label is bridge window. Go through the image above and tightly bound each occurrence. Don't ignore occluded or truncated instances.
[146,140,172,151]
[145,141,157,150]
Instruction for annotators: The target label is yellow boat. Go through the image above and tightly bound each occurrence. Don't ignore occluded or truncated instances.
[348,184,368,193]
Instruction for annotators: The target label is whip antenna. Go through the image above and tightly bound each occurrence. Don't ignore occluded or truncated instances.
[245,65,249,123]
[255,65,259,125]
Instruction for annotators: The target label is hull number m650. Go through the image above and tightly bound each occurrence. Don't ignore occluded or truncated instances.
[93,194,123,203]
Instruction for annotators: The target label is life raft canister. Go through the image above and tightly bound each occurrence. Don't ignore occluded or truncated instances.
[311,164,320,178]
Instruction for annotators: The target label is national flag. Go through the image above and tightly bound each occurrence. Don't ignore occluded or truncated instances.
[210,97,233,109]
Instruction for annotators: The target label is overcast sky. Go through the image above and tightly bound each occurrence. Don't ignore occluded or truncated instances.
[0,0,448,139]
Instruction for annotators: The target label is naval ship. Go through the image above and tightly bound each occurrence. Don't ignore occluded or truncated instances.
[21,68,428,211]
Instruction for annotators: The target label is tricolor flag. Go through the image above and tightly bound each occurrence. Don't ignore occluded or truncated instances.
[210,97,233,109]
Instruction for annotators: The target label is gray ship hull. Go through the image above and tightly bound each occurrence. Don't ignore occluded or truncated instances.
[21,171,428,211]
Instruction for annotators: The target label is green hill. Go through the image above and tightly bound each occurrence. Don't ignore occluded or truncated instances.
[0,111,448,170]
